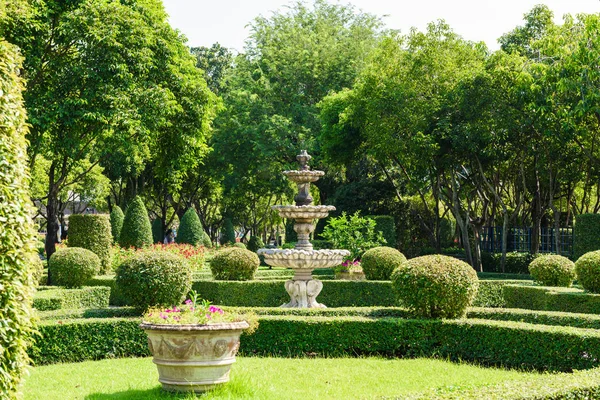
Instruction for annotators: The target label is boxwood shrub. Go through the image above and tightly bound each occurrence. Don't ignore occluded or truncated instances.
[118,196,153,249]
[392,255,479,318]
[361,246,407,280]
[528,254,575,287]
[574,213,600,260]
[68,214,113,273]
[247,236,265,252]
[116,251,192,310]
[503,284,600,314]
[33,287,110,311]
[109,206,124,243]
[176,208,205,246]
[575,250,600,293]
[49,248,101,288]
[209,247,259,280]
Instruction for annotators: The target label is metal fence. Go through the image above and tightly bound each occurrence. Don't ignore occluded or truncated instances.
[480,226,574,257]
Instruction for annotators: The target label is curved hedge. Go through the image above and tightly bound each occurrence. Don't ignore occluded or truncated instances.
[576,251,600,293]
[0,40,37,397]
[392,255,479,318]
[361,246,406,280]
[118,196,153,249]
[210,247,259,280]
[109,206,124,243]
[68,214,113,273]
[574,214,600,260]
[176,208,204,246]
[116,251,192,310]
[528,254,575,287]
[49,248,101,288]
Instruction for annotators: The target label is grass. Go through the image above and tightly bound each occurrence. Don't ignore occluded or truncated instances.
[22,356,540,400]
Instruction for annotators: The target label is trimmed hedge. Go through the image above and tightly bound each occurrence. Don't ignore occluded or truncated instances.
[366,215,396,247]
[68,214,113,273]
[118,196,153,249]
[33,287,110,311]
[0,39,37,398]
[176,208,204,246]
[49,247,101,288]
[209,247,259,280]
[528,254,575,287]
[361,246,406,280]
[247,236,264,252]
[28,315,600,372]
[482,252,540,274]
[468,307,600,330]
[575,250,600,293]
[109,206,124,243]
[574,213,600,260]
[38,307,140,321]
[504,284,600,314]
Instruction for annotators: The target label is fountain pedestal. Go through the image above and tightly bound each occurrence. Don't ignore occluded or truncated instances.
[258,150,350,308]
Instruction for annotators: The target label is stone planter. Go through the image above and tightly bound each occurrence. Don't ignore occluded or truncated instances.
[140,321,249,393]
[335,271,366,281]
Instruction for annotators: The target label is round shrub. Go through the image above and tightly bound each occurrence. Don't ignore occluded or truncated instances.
[49,248,101,288]
[528,254,575,287]
[210,248,259,280]
[575,251,600,293]
[68,214,113,273]
[119,196,153,249]
[233,242,246,249]
[109,206,124,243]
[391,254,478,319]
[177,208,205,246]
[247,236,265,252]
[361,246,407,280]
[116,251,192,310]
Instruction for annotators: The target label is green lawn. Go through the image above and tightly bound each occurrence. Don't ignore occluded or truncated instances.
[22,356,540,399]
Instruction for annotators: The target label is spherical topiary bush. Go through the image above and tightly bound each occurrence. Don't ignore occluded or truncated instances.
[177,208,205,246]
[361,246,407,280]
[110,206,125,243]
[391,254,478,319]
[119,196,153,249]
[210,248,259,280]
[68,214,113,273]
[528,254,575,287]
[116,251,192,310]
[247,236,265,252]
[575,251,600,293]
[49,248,101,288]
[233,242,246,249]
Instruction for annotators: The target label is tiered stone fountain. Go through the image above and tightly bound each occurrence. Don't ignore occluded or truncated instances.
[258,150,350,308]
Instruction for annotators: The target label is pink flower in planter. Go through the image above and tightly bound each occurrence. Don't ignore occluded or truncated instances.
[209,306,224,315]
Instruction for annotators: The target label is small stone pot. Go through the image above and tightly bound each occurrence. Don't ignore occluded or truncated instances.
[140,321,249,393]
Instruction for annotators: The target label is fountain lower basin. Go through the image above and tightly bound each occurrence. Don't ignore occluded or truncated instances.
[257,248,350,269]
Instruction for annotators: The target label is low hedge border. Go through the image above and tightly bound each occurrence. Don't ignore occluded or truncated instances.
[504,284,600,314]
[33,287,110,311]
[37,307,141,321]
[30,315,600,372]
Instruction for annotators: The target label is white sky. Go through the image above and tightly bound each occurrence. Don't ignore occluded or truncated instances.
[163,0,599,52]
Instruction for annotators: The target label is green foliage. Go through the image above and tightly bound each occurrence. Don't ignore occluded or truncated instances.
[176,208,205,246]
[29,314,600,372]
[366,215,397,248]
[576,251,600,293]
[574,214,600,260]
[210,248,259,280]
[202,231,212,248]
[311,240,333,249]
[221,218,236,245]
[361,246,407,280]
[151,219,162,244]
[0,38,37,398]
[68,214,113,273]
[503,284,600,314]
[116,251,192,311]
[33,287,110,311]
[233,242,247,249]
[49,248,101,288]
[392,255,479,318]
[247,236,265,252]
[119,196,153,249]
[109,206,124,243]
[285,219,297,243]
[482,252,540,274]
[321,212,386,260]
[528,254,575,287]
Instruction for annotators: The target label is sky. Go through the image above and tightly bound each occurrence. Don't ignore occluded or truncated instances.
[163,0,599,52]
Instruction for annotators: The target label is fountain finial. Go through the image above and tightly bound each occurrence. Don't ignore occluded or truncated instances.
[297,150,311,171]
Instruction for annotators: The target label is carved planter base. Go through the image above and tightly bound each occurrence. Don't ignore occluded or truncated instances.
[140,321,249,393]
[282,269,325,308]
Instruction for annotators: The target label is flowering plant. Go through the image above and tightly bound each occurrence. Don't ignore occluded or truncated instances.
[334,259,362,274]
[112,243,206,271]
[143,290,256,330]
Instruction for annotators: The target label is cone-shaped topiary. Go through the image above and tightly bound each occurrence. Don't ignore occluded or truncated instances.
[220,218,236,245]
[0,40,37,396]
[361,246,407,280]
[529,254,575,287]
[247,235,265,252]
[575,251,600,293]
[392,254,478,319]
[177,208,205,246]
[119,196,153,249]
[109,206,124,243]
[68,214,113,273]
[202,231,212,248]
[49,247,101,288]
[210,248,259,280]
[151,218,163,244]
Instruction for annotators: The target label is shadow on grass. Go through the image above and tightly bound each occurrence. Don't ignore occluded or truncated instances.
[85,388,202,400]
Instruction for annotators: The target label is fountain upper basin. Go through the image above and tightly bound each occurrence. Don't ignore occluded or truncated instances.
[257,248,350,269]
[273,205,336,219]
[283,170,325,184]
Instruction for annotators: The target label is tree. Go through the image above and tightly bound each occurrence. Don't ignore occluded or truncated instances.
[119,196,153,249]
[191,43,233,95]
